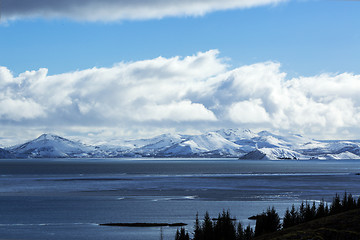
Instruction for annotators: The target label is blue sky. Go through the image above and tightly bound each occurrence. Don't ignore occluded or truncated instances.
[1,0,360,145]
[2,0,359,76]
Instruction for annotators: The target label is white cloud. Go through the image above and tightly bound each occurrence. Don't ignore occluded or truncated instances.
[136,101,217,122]
[0,67,15,86]
[2,49,360,144]
[0,50,222,126]
[3,0,287,22]
[228,99,270,123]
[0,98,45,121]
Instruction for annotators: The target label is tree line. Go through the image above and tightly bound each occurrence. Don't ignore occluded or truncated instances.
[283,192,359,228]
[175,192,360,240]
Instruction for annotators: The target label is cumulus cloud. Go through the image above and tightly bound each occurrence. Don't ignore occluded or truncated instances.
[2,0,287,22]
[228,99,270,123]
[2,49,360,143]
[0,50,222,126]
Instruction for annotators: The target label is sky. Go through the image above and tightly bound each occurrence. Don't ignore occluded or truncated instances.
[1,0,360,146]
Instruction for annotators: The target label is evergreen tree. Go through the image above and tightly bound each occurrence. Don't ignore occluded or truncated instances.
[213,210,236,240]
[193,213,202,240]
[303,201,312,222]
[282,208,292,229]
[243,225,254,240]
[324,202,330,216]
[316,199,326,219]
[290,204,299,225]
[299,201,305,223]
[254,207,280,237]
[330,193,341,214]
[175,229,179,240]
[283,204,299,228]
[202,212,214,240]
[175,228,190,240]
[267,207,281,232]
[346,193,356,210]
[341,191,348,211]
[236,222,244,240]
[311,202,316,218]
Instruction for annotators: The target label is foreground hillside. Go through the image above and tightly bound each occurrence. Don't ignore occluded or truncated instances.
[3,129,360,159]
[255,209,360,240]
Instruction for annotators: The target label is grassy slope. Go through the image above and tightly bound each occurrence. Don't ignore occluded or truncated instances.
[254,209,360,240]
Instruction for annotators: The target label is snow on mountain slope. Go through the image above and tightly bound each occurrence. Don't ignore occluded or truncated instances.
[325,141,360,155]
[310,151,360,160]
[161,143,198,157]
[134,133,186,155]
[187,132,240,151]
[215,128,258,142]
[258,147,302,160]
[239,147,302,160]
[122,133,185,149]
[297,140,360,157]
[3,129,360,159]
[142,133,184,149]
[8,134,97,158]
[257,131,315,149]
[178,132,245,156]
[141,132,246,157]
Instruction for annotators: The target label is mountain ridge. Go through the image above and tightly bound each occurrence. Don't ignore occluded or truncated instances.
[3,129,360,160]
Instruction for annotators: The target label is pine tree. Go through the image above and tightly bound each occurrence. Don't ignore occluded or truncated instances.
[330,193,341,214]
[303,201,313,222]
[202,212,214,240]
[175,229,180,240]
[325,202,330,216]
[213,210,236,240]
[282,208,292,229]
[316,199,326,219]
[175,228,190,240]
[268,207,281,232]
[193,213,202,240]
[290,204,299,225]
[299,201,305,223]
[254,207,280,237]
[310,201,316,219]
[243,225,254,240]
[283,205,299,228]
[342,191,348,211]
[236,222,244,240]
[347,193,356,210]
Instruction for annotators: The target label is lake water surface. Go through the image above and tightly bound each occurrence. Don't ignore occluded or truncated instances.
[1,159,360,240]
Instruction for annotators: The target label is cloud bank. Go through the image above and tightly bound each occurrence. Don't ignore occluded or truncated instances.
[1,50,360,144]
[2,0,286,21]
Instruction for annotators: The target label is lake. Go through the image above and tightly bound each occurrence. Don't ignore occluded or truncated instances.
[1,158,360,240]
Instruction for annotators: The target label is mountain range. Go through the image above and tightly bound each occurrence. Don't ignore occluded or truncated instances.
[2,129,360,160]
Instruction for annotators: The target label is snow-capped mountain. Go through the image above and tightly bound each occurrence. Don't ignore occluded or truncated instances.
[215,128,258,142]
[240,148,302,160]
[158,131,246,157]
[8,133,98,158]
[3,129,360,160]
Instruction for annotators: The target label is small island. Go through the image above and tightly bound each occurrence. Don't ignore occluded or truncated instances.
[99,222,187,227]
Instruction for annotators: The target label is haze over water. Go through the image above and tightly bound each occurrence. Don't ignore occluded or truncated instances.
[1,159,360,240]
